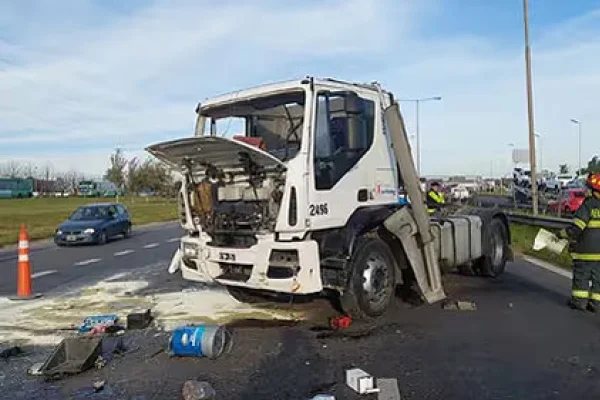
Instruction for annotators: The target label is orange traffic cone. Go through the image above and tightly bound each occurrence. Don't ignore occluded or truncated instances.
[9,225,42,301]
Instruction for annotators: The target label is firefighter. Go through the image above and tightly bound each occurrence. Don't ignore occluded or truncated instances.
[426,181,445,215]
[561,173,600,312]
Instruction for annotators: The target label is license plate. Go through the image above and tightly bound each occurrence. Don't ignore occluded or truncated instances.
[67,235,77,242]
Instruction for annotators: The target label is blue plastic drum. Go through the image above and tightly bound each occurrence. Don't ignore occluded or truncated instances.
[168,325,229,359]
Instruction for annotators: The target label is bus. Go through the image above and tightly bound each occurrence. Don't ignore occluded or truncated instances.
[0,178,34,199]
[77,180,123,197]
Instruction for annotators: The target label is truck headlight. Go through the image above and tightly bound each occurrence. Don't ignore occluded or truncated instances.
[182,243,198,258]
[84,228,95,235]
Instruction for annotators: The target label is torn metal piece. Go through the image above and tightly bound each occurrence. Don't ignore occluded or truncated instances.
[442,299,477,311]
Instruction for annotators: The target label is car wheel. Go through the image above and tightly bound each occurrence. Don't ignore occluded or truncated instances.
[123,224,132,238]
[97,231,108,245]
[340,237,396,320]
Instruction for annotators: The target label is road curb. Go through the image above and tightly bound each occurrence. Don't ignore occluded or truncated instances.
[522,255,572,279]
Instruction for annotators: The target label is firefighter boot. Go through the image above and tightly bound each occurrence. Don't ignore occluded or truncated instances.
[588,262,600,313]
[570,261,592,311]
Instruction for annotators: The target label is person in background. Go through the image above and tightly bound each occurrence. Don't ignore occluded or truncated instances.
[560,173,600,312]
[426,181,445,215]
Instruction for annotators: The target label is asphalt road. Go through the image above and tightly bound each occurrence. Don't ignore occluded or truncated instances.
[0,222,182,297]
[2,225,600,399]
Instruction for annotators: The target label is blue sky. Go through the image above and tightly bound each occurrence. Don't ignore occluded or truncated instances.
[1,0,600,177]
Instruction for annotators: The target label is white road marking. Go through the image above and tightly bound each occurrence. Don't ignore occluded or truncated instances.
[74,258,102,266]
[114,249,135,256]
[523,255,572,279]
[167,238,180,243]
[143,243,160,249]
[31,270,57,279]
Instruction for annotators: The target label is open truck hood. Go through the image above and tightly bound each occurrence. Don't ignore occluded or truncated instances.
[145,136,287,171]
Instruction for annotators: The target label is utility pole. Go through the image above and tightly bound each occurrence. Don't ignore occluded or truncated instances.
[523,0,538,215]
[399,96,442,177]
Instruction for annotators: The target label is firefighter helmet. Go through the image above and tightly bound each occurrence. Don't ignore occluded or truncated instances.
[586,173,600,192]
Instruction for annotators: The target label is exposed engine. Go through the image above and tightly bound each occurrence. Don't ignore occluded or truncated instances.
[181,153,286,248]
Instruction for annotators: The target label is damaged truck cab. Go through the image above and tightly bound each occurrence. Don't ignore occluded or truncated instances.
[147,77,511,320]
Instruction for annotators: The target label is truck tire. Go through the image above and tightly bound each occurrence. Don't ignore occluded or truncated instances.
[226,286,269,304]
[475,218,509,277]
[340,237,396,320]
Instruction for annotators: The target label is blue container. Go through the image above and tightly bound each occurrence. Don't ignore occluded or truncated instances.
[168,325,229,359]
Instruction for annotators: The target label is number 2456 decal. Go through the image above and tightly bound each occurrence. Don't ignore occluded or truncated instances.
[309,203,329,216]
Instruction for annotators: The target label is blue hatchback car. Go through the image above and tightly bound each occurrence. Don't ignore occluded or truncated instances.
[54,203,132,246]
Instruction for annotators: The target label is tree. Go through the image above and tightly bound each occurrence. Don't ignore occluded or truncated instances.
[0,161,23,178]
[104,148,128,188]
[585,156,600,174]
[559,164,569,175]
[127,157,174,195]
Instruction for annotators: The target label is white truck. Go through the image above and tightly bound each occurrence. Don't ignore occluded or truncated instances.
[147,78,512,320]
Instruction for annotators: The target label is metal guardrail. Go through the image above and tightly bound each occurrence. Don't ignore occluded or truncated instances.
[506,212,572,230]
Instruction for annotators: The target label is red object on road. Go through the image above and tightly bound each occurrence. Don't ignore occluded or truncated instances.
[329,315,352,329]
[549,188,586,214]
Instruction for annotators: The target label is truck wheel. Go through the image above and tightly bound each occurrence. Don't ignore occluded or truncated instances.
[475,218,508,277]
[340,237,396,320]
[226,286,268,304]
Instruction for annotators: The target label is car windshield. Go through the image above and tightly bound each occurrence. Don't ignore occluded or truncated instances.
[69,206,109,221]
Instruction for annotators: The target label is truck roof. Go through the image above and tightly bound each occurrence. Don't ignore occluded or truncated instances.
[199,77,389,112]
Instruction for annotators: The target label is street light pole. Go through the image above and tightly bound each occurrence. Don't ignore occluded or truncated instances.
[399,96,442,177]
[534,132,542,173]
[570,119,582,175]
[523,0,538,215]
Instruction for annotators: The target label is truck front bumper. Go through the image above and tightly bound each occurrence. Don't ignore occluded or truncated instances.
[177,236,323,295]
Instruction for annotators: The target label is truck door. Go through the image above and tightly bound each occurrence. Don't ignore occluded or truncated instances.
[308,89,396,231]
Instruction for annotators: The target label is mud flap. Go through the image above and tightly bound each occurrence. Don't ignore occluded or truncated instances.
[383,208,446,304]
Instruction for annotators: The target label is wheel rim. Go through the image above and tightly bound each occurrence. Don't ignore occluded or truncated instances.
[361,253,391,308]
[490,229,504,267]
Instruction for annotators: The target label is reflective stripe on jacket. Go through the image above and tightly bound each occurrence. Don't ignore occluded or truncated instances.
[566,192,600,260]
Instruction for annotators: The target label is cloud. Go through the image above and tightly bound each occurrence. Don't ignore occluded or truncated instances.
[1,0,599,177]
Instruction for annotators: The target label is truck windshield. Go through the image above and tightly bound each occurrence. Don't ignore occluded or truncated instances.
[198,91,306,162]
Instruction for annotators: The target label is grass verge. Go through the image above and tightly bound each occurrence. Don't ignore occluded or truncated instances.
[0,196,177,247]
[509,223,572,269]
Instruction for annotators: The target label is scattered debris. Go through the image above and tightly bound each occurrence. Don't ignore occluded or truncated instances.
[40,337,103,379]
[27,362,44,376]
[442,300,477,311]
[127,309,153,330]
[508,303,514,309]
[346,368,380,395]
[311,395,336,400]
[182,380,217,400]
[0,346,24,361]
[95,355,106,369]
[377,378,401,400]
[169,325,232,359]
[329,315,352,330]
[93,379,106,392]
[79,314,119,333]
